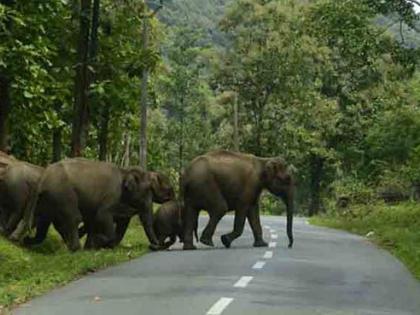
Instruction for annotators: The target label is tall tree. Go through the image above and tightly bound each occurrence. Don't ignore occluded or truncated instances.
[71,0,92,157]
[0,0,14,152]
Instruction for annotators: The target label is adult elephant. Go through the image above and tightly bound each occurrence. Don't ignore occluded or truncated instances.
[182,150,295,250]
[77,170,175,246]
[23,159,160,251]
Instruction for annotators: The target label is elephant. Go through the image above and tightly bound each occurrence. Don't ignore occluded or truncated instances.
[0,150,17,168]
[153,200,198,249]
[182,150,295,250]
[76,170,175,246]
[23,158,160,251]
[0,161,43,238]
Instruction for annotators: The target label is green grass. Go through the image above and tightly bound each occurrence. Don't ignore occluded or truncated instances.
[311,201,420,280]
[0,220,149,312]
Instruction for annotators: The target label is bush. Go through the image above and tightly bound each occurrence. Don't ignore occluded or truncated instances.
[376,169,411,203]
[330,177,376,206]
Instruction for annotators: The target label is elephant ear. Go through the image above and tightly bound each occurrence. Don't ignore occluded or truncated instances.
[263,159,290,184]
[123,172,139,193]
[148,171,174,203]
[149,172,160,194]
[263,160,277,182]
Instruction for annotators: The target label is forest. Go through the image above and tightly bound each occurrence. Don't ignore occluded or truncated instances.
[1,0,420,214]
[1,0,420,308]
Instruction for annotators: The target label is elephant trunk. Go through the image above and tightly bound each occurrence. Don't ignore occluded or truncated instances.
[285,191,294,248]
[138,199,159,249]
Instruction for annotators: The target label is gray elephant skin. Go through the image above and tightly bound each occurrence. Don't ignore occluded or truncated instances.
[0,159,43,238]
[182,150,294,250]
[77,170,175,247]
[154,200,198,249]
[24,158,162,251]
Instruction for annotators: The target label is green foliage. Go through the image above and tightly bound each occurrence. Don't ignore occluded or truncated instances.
[0,0,419,248]
[366,107,420,166]
[363,0,420,30]
[330,177,376,205]
[159,0,232,47]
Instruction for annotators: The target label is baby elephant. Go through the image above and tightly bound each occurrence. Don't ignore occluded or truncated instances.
[154,201,198,249]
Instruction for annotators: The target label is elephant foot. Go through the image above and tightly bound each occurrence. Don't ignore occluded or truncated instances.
[183,243,197,250]
[253,239,268,247]
[200,236,214,247]
[68,243,81,252]
[149,243,161,251]
[221,234,231,248]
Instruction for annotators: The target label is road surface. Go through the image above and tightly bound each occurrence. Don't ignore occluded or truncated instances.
[13,216,420,315]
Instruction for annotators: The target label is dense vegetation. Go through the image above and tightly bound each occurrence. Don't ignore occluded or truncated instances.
[0,0,420,309]
[1,0,419,212]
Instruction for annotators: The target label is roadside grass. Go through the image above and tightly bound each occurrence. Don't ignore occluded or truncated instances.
[311,201,420,280]
[0,220,148,312]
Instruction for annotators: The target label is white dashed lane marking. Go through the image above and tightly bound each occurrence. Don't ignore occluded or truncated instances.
[270,229,276,234]
[206,297,234,315]
[269,241,277,248]
[263,251,273,259]
[252,261,266,269]
[233,276,253,288]
[271,234,278,239]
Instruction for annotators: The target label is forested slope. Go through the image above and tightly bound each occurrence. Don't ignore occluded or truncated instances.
[159,0,231,46]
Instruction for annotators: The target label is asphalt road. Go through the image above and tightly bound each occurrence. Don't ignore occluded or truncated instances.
[13,216,420,315]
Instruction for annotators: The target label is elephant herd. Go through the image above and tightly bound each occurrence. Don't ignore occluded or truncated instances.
[0,150,295,252]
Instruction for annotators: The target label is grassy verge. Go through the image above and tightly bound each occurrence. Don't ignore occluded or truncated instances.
[311,201,420,280]
[0,220,149,312]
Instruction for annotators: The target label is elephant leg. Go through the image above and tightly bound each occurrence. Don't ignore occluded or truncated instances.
[4,208,22,236]
[221,209,246,248]
[246,205,268,247]
[9,217,28,242]
[88,210,116,249]
[183,201,198,250]
[53,210,81,252]
[0,207,8,235]
[113,216,130,246]
[200,210,224,247]
[78,224,88,238]
[158,233,167,247]
[6,200,25,240]
[23,214,51,246]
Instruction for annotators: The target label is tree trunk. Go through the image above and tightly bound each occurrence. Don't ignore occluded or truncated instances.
[98,106,109,161]
[122,132,131,167]
[0,1,15,153]
[139,17,149,170]
[233,93,239,151]
[178,120,184,180]
[308,154,324,216]
[52,128,62,162]
[89,0,100,62]
[71,0,92,157]
[0,74,11,152]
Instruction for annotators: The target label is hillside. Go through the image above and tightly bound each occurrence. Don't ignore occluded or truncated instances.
[159,0,232,46]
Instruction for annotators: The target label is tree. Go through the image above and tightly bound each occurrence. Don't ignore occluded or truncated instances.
[71,0,93,157]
